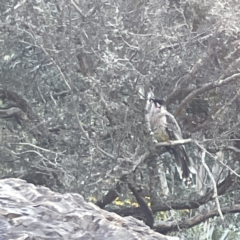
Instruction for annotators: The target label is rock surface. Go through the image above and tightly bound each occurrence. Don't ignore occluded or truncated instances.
[0,178,179,240]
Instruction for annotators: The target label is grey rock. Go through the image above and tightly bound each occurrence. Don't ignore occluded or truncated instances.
[0,178,179,240]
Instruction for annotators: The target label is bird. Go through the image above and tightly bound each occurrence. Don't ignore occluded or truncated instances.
[148,98,196,184]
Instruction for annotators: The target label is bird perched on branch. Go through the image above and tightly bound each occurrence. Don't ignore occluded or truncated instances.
[147,98,196,184]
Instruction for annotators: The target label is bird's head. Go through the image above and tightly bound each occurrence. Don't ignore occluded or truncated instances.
[150,98,166,108]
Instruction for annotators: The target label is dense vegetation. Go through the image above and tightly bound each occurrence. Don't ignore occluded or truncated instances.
[0,0,240,239]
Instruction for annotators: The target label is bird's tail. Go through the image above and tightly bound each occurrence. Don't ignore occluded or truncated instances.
[167,146,196,185]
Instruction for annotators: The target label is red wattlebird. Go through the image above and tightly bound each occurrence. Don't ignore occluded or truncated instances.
[148,98,196,184]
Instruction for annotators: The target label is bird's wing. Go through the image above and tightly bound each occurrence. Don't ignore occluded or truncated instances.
[164,112,183,141]
[165,112,196,180]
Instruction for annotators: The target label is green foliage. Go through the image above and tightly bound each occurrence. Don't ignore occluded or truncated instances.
[0,0,240,238]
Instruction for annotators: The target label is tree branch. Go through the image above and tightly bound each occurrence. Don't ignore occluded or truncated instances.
[156,139,192,147]
[128,182,154,228]
[155,204,240,233]
[175,72,240,117]
[190,82,240,133]
[200,149,224,219]
[98,138,193,208]
[107,173,233,215]
[96,175,128,208]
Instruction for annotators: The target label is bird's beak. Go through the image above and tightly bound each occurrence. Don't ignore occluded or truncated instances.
[156,102,161,108]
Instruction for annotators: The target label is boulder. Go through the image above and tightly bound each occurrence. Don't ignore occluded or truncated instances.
[0,178,179,240]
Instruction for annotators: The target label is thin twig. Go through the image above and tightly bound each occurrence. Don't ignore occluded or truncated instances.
[156,139,192,147]
[201,149,224,219]
[195,140,240,178]
[194,141,224,219]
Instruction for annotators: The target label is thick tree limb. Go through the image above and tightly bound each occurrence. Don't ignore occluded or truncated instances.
[96,175,127,208]
[0,107,28,121]
[166,56,209,106]
[166,32,220,106]
[96,189,119,208]
[0,88,49,138]
[191,87,240,133]
[0,88,33,118]
[107,173,233,215]
[155,204,240,233]
[128,182,154,228]
[175,72,240,117]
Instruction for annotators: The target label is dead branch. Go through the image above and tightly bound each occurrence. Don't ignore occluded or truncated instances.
[155,204,240,233]
[128,182,154,228]
[191,85,240,133]
[107,173,233,215]
[175,72,240,117]
[200,149,224,219]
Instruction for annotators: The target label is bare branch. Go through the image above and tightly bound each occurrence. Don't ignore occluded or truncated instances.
[192,87,240,132]
[175,72,240,117]
[213,87,240,119]
[166,26,221,106]
[70,0,86,18]
[225,146,240,153]
[109,173,233,215]
[15,143,62,154]
[200,148,224,220]
[156,139,192,147]
[155,204,240,233]
[194,141,240,178]
[128,183,154,228]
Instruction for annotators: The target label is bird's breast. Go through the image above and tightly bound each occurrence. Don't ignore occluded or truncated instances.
[154,129,169,142]
[149,109,169,142]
